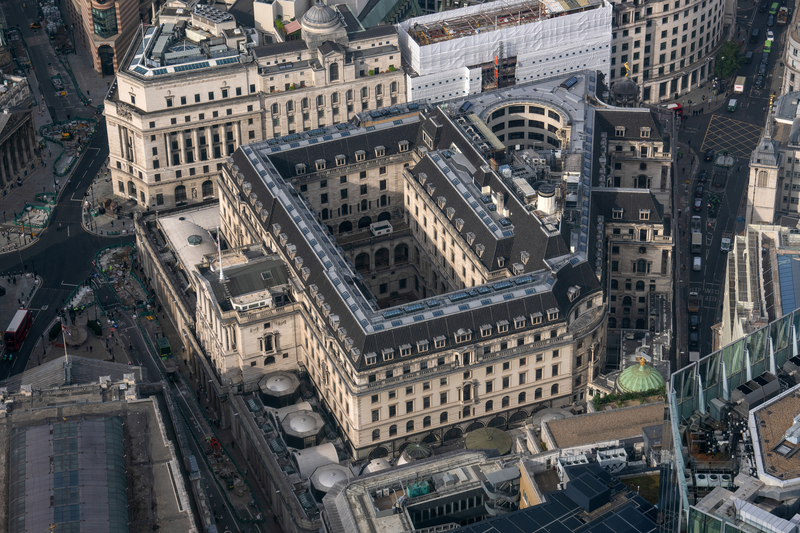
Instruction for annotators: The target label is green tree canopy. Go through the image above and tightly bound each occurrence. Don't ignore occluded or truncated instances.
[715,41,742,79]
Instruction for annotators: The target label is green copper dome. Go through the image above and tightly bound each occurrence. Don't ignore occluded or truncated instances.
[617,360,665,393]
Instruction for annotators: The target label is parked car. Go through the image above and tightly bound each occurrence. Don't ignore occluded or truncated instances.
[767,30,775,41]
[704,149,715,161]
[768,14,775,25]
[755,75,765,88]
[689,314,700,330]
[697,170,708,183]
[695,185,704,197]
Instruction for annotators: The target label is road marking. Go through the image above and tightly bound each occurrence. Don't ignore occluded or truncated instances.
[60,282,78,287]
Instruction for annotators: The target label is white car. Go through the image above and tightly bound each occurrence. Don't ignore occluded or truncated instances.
[767,30,775,41]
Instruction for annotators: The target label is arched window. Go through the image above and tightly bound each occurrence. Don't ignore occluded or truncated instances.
[372,429,380,441]
[360,199,367,211]
[485,400,493,412]
[622,318,631,328]
[358,216,372,229]
[361,87,369,98]
[608,317,617,328]
[202,180,214,198]
[376,84,383,96]
[636,280,645,291]
[287,101,294,113]
[264,356,275,365]
[622,296,633,306]
[380,195,387,207]
[637,259,647,273]
[391,81,398,93]
[610,279,618,290]
[502,396,510,408]
[463,384,472,401]
[534,388,542,399]
[175,185,187,203]
[518,392,526,404]
[302,97,309,109]
[317,94,325,106]
[378,211,391,222]
[636,318,646,329]
[329,62,339,82]
[271,102,279,114]
[406,420,414,432]
[551,383,559,395]
[389,424,397,436]
[339,220,352,233]
[423,416,431,428]
[637,175,648,188]
[462,406,471,418]
[321,208,329,220]
[440,412,448,424]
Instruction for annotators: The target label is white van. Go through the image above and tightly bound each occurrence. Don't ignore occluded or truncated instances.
[693,257,702,271]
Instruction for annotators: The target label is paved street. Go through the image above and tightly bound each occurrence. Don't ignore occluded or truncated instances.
[674,0,781,366]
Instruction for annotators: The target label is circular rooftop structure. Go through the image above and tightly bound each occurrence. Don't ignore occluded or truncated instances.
[259,371,302,408]
[363,458,391,474]
[465,427,512,455]
[311,464,352,492]
[398,442,433,466]
[282,409,325,449]
[302,2,341,33]
[616,359,665,394]
[187,235,203,246]
[612,77,638,96]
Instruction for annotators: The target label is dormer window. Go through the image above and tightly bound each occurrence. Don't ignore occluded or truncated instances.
[531,312,543,325]
[437,196,447,209]
[417,339,429,352]
[639,209,650,220]
[400,344,412,357]
[514,316,526,329]
[475,244,485,257]
[480,324,492,337]
[455,328,472,343]
[497,320,509,333]
[497,256,505,268]
[455,218,464,231]
[295,163,306,175]
[315,159,326,171]
[434,336,446,349]
[466,232,475,245]
[375,146,385,157]
[335,154,346,166]
[547,308,560,320]
[640,127,651,138]
[446,207,455,220]
[520,251,530,265]
[382,348,395,361]
[426,183,435,196]
[355,150,366,162]
[615,126,625,137]
[612,208,623,219]
[418,172,428,185]
[399,140,409,152]
[512,263,524,275]
[365,353,377,365]
[567,285,581,302]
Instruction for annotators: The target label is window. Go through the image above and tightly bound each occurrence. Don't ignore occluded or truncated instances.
[372,429,380,441]
[208,91,215,100]
[485,400,494,412]
[372,409,380,422]
[502,376,510,389]
[388,405,397,417]
[440,412,448,423]
[389,425,397,436]
[92,5,118,38]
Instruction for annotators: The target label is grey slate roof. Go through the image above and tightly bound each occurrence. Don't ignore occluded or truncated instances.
[347,24,398,40]
[230,107,601,370]
[590,190,665,223]
[202,257,291,311]
[593,109,665,142]
[253,40,308,58]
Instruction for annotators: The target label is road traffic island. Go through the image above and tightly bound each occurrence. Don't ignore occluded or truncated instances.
[96,244,151,309]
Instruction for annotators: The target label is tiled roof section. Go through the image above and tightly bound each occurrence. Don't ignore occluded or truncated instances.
[347,24,398,40]
[319,41,344,56]
[229,0,255,27]
[594,108,665,141]
[546,402,664,449]
[0,355,145,393]
[253,40,308,58]
[268,122,418,178]
[590,190,664,223]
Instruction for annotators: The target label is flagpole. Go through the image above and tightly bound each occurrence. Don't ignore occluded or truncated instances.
[61,321,69,364]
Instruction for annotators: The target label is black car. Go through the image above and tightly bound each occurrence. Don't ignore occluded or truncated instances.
[768,14,775,25]
[693,198,703,211]
[758,63,768,76]
[695,185,704,197]
[759,0,769,11]
[689,314,700,330]
[762,52,770,65]
[698,170,708,183]
[689,332,700,351]
[755,75,765,88]
[704,149,715,161]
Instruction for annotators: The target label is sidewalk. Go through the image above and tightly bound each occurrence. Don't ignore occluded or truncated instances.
[80,168,144,237]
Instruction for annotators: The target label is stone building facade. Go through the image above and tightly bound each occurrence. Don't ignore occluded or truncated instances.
[103,2,405,212]
[0,75,38,189]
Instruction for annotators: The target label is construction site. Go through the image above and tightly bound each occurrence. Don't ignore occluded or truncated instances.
[398,0,611,101]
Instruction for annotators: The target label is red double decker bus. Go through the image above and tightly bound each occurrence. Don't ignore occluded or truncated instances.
[4,309,32,351]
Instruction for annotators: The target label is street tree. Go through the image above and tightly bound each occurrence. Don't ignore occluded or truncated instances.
[715,41,742,79]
